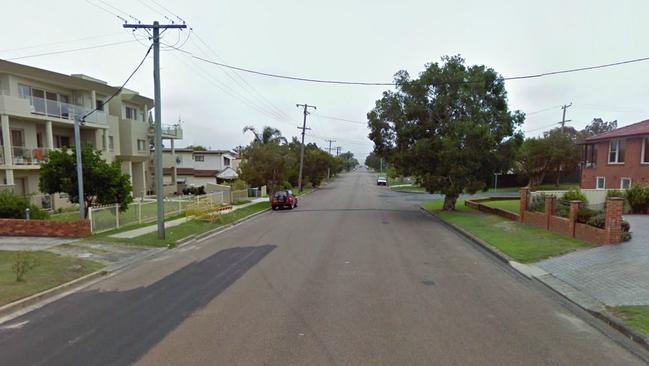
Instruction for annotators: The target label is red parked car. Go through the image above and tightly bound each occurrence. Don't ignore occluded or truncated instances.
[271,189,298,210]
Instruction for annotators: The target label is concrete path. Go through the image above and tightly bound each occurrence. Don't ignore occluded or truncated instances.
[109,197,268,239]
[537,214,649,306]
[0,170,644,365]
[47,242,162,266]
[0,236,79,251]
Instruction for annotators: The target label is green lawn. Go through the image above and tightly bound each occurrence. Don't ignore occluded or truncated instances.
[610,306,649,337]
[486,183,579,193]
[0,251,103,306]
[481,199,520,215]
[421,199,594,263]
[87,201,271,247]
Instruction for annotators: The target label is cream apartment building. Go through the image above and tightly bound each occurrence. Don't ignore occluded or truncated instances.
[0,59,181,208]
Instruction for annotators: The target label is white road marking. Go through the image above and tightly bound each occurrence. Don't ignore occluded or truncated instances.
[0,320,29,330]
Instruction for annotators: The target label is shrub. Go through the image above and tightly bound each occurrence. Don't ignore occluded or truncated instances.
[621,232,632,242]
[230,179,248,190]
[625,184,649,214]
[554,203,570,218]
[577,208,599,224]
[0,191,49,219]
[12,251,36,282]
[587,213,606,229]
[562,188,588,204]
[529,194,546,212]
[607,189,625,198]
[182,186,206,196]
[622,220,631,233]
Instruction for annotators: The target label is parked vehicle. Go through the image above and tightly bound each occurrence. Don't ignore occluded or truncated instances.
[271,189,298,210]
[377,177,387,186]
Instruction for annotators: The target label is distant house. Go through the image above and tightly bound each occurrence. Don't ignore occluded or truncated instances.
[161,148,240,187]
[580,119,649,189]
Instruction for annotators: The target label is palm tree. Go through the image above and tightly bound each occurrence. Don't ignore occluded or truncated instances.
[243,125,287,144]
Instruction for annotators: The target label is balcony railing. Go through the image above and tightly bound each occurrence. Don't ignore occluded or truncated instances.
[150,123,183,139]
[27,96,107,124]
[11,146,51,165]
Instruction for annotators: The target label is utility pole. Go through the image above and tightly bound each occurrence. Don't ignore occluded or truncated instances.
[336,146,341,156]
[296,103,316,192]
[124,21,186,239]
[325,139,336,155]
[559,103,572,133]
[73,115,85,219]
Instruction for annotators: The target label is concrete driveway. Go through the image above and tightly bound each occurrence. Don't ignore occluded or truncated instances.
[538,214,649,306]
[0,236,79,251]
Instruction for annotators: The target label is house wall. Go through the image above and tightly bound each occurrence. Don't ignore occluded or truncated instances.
[581,137,649,189]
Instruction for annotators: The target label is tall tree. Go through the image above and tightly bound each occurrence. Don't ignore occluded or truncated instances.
[514,137,552,188]
[544,128,581,186]
[581,118,617,138]
[39,145,133,217]
[238,142,293,194]
[185,145,207,151]
[368,55,523,210]
[243,125,287,144]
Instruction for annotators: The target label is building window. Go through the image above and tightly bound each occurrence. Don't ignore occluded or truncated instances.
[608,139,625,164]
[125,106,138,120]
[137,139,146,152]
[224,157,230,166]
[18,84,31,101]
[54,135,70,148]
[194,155,204,162]
[643,137,649,164]
[596,176,606,189]
[96,99,104,111]
[108,136,114,152]
[621,177,632,190]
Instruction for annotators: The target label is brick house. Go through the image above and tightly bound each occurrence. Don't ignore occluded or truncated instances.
[580,119,649,189]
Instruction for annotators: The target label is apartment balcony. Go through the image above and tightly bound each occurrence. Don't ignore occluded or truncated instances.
[10,146,51,166]
[0,93,106,125]
[149,123,183,139]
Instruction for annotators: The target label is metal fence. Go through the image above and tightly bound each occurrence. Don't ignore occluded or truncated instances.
[231,189,249,203]
[88,191,225,233]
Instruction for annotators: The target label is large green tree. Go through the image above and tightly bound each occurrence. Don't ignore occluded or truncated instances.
[368,55,523,210]
[39,145,133,217]
[243,125,287,144]
[364,152,382,171]
[514,137,552,188]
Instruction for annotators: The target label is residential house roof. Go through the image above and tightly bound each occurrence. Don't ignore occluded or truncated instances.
[162,148,234,155]
[584,119,649,143]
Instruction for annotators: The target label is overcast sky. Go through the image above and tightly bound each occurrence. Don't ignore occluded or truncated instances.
[2,0,648,161]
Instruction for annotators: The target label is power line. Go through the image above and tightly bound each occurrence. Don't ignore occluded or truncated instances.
[5,40,138,61]
[316,114,366,125]
[0,32,126,53]
[85,0,128,22]
[82,43,153,121]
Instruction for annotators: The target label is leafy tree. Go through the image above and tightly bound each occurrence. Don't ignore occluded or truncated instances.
[337,151,359,172]
[368,55,523,210]
[581,118,617,137]
[39,145,133,217]
[543,128,581,186]
[238,142,294,194]
[514,137,552,188]
[364,152,382,171]
[243,125,287,144]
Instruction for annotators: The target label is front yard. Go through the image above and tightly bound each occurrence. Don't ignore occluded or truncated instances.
[421,199,594,263]
[481,199,520,215]
[0,251,103,306]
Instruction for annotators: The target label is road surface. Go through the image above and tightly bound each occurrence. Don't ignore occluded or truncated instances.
[0,170,646,365]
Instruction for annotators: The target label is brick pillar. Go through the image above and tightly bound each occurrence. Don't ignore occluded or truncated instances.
[544,196,556,230]
[605,197,624,244]
[519,187,530,223]
[568,200,581,237]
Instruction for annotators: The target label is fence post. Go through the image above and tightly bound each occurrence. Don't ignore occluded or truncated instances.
[138,202,142,224]
[88,206,94,233]
[519,187,529,223]
[115,204,120,229]
[568,200,581,238]
[178,199,182,214]
[544,196,555,230]
[605,197,624,244]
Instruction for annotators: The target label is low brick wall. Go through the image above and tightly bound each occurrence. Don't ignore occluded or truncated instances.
[524,211,547,229]
[575,223,607,245]
[464,198,519,221]
[549,216,571,237]
[0,219,90,238]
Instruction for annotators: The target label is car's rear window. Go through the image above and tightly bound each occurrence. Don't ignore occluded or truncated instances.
[273,191,288,198]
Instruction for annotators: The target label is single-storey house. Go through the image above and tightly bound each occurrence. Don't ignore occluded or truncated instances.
[580,119,649,189]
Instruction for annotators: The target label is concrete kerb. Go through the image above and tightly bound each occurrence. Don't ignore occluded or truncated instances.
[419,206,649,354]
[0,269,107,320]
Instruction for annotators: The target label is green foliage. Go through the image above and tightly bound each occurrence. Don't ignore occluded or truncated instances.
[562,188,588,203]
[607,189,625,198]
[182,186,206,195]
[364,152,382,171]
[587,213,606,229]
[239,140,295,194]
[625,184,649,214]
[543,128,582,186]
[12,251,36,282]
[185,145,207,151]
[514,137,551,188]
[242,125,287,144]
[529,194,546,212]
[39,145,133,217]
[0,191,49,219]
[581,118,617,138]
[230,179,248,190]
[367,55,523,210]
[576,208,599,224]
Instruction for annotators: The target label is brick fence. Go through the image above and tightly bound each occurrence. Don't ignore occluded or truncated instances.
[0,219,91,238]
[519,188,623,245]
[464,198,520,221]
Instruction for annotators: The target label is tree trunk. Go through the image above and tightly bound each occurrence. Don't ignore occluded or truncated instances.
[442,194,458,211]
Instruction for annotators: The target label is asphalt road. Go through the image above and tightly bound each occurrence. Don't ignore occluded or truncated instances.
[0,170,647,365]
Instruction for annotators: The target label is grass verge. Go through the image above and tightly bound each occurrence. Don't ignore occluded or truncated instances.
[481,199,520,215]
[0,251,103,306]
[421,199,594,263]
[609,306,649,338]
[86,201,270,247]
